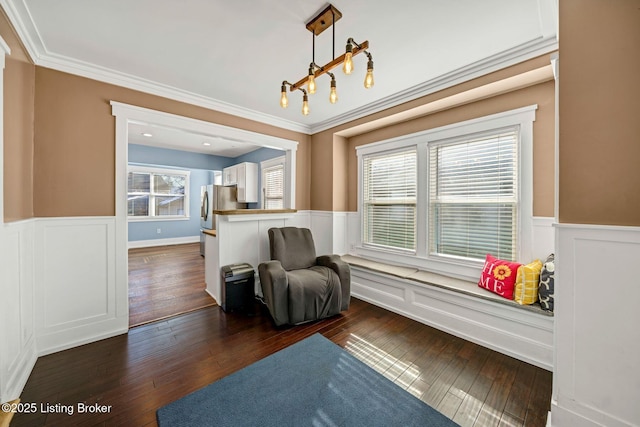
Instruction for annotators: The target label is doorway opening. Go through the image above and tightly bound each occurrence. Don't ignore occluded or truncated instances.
[112,102,298,329]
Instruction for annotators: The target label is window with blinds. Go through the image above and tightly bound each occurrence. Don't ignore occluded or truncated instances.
[263,164,284,209]
[363,148,417,251]
[428,129,518,261]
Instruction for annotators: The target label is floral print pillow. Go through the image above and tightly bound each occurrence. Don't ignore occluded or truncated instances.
[538,254,555,311]
[478,254,522,299]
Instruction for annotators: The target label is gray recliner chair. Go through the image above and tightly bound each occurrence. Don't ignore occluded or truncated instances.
[258,227,351,326]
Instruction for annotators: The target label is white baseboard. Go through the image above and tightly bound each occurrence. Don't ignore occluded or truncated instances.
[37,325,128,357]
[128,235,200,249]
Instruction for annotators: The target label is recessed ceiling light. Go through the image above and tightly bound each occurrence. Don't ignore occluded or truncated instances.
[202,142,211,146]
[142,133,153,137]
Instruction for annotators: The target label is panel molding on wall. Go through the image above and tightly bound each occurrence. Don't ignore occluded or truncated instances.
[309,211,350,256]
[552,223,640,427]
[0,220,37,403]
[209,211,311,303]
[34,217,128,356]
[350,266,554,370]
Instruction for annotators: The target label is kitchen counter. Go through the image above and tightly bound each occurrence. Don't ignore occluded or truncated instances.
[213,209,297,215]
[202,229,216,237]
[204,208,301,304]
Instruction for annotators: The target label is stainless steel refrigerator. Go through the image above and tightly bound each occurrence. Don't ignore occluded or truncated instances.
[200,184,238,256]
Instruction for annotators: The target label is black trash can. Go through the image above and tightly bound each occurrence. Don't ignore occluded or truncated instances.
[220,263,255,313]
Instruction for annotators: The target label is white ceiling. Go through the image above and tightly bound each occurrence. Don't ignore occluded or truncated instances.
[2,0,557,155]
[128,122,263,158]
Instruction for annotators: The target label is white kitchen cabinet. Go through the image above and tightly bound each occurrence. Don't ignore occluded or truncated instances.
[223,165,238,186]
[236,162,258,203]
[223,162,257,203]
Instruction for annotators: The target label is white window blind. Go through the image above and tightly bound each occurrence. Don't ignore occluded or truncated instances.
[263,164,284,209]
[363,148,417,251]
[429,129,518,261]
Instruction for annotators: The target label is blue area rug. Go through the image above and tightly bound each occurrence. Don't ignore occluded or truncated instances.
[157,333,459,427]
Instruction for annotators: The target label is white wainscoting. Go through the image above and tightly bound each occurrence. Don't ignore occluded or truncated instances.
[350,266,554,370]
[0,220,37,403]
[308,211,350,256]
[551,224,640,427]
[342,214,556,370]
[207,211,312,303]
[34,217,128,356]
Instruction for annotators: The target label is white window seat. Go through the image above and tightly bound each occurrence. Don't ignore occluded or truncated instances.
[341,255,553,317]
[341,254,554,371]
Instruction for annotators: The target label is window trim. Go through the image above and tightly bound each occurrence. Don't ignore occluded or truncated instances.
[127,165,191,221]
[260,156,286,209]
[355,105,537,281]
[362,146,418,253]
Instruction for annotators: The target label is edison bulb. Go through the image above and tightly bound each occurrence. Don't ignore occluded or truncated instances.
[308,74,317,94]
[280,90,288,108]
[364,68,374,89]
[329,86,338,104]
[302,95,310,115]
[343,52,353,75]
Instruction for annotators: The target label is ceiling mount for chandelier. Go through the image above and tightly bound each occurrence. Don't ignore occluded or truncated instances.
[280,4,374,115]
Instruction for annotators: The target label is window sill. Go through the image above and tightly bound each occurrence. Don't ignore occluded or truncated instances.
[353,245,483,282]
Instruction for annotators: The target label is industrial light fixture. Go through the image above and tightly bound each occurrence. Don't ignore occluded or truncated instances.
[279,4,374,115]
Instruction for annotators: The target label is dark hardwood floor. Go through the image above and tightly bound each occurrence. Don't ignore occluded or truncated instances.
[13,298,552,427]
[128,243,215,327]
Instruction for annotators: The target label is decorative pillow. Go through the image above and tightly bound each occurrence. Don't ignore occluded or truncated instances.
[514,259,543,305]
[538,253,555,311]
[478,254,522,299]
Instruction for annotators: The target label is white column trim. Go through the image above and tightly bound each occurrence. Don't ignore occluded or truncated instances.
[0,34,10,223]
[552,223,640,427]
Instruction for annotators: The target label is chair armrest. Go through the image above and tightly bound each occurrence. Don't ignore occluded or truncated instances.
[258,260,289,326]
[317,255,351,310]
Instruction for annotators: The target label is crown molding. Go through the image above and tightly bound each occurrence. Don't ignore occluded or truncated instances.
[309,35,558,134]
[0,0,42,61]
[1,0,312,134]
[36,51,312,134]
[2,0,557,137]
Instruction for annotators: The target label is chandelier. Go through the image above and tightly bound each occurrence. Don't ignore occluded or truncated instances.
[280,4,374,115]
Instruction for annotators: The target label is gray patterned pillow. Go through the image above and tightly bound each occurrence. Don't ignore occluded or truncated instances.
[538,254,555,311]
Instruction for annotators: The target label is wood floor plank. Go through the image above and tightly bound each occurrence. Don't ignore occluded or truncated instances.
[13,245,553,427]
[128,243,215,327]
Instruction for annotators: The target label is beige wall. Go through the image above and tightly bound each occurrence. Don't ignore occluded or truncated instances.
[310,55,556,215]
[2,11,35,222]
[332,135,349,212]
[559,0,640,226]
[309,130,333,211]
[32,68,311,217]
[4,58,34,221]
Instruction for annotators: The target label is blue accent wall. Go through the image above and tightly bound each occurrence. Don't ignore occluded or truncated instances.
[234,147,284,164]
[128,144,286,241]
[128,144,234,242]
[129,144,234,170]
